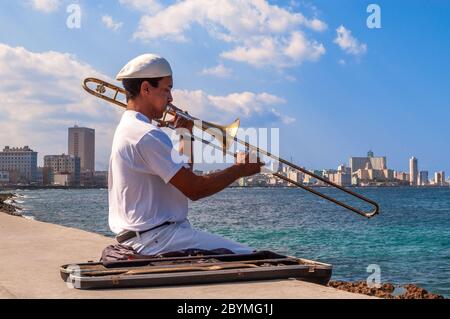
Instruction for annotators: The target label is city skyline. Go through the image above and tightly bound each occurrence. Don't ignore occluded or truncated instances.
[0,136,450,186]
[1,2,450,174]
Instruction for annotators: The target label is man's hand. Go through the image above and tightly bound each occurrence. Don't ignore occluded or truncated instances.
[173,113,194,133]
[235,151,264,177]
[158,112,194,133]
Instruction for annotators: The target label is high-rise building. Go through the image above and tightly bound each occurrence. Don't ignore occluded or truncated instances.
[434,171,445,186]
[409,157,418,186]
[349,151,386,173]
[44,154,81,186]
[419,171,429,186]
[0,146,37,184]
[68,126,95,172]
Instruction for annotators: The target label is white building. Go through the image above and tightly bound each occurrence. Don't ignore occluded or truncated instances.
[434,171,446,186]
[0,146,38,184]
[54,173,72,186]
[287,170,304,186]
[328,172,351,187]
[409,157,418,186]
[395,171,410,184]
[354,168,394,183]
[349,151,387,174]
[268,161,282,173]
[44,154,81,186]
[238,177,246,187]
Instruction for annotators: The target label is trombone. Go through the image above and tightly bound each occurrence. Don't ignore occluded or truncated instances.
[83,77,380,218]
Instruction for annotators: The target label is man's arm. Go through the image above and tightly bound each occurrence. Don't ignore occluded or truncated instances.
[169,114,262,200]
[170,154,263,201]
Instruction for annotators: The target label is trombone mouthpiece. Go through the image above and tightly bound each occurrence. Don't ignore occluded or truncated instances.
[167,103,182,113]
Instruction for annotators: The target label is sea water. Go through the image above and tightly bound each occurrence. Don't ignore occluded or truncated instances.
[8,187,450,297]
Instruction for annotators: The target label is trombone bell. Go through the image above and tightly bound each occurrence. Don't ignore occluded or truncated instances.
[200,119,240,150]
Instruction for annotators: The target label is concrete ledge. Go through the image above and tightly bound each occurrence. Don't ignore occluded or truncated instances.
[0,213,375,299]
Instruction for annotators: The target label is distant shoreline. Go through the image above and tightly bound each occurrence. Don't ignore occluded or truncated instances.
[0,193,22,217]
[0,185,107,191]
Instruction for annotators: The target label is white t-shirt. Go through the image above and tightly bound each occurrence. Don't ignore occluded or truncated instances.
[108,110,189,234]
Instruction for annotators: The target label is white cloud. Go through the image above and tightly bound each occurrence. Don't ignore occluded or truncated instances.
[102,15,123,31]
[284,31,325,62]
[306,18,327,32]
[0,43,121,170]
[334,25,367,56]
[270,108,295,125]
[0,43,294,168]
[221,31,325,67]
[118,0,162,14]
[130,0,327,68]
[27,0,61,13]
[201,64,233,78]
[172,89,293,125]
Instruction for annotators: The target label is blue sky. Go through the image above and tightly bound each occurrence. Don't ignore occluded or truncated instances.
[0,0,449,176]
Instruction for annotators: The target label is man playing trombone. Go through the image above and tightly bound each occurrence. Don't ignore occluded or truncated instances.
[109,54,263,256]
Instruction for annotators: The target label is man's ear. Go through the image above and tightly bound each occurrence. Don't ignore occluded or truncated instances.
[141,81,151,95]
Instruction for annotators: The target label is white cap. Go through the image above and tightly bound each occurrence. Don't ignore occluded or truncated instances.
[116,54,172,80]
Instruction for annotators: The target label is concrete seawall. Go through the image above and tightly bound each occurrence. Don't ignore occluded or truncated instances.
[0,213,375,299]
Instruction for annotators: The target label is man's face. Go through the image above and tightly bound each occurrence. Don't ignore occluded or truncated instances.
[143,76,173,119]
